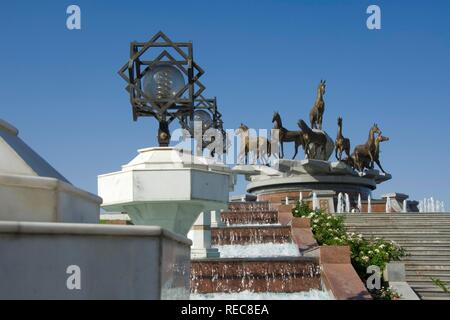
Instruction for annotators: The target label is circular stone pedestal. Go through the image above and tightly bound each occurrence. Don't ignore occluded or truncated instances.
[234,159,391,208]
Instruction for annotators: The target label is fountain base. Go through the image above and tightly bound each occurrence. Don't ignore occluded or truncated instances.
[191,257,321,293]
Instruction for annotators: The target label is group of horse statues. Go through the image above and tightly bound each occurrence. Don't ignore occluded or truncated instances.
[238,80,390,174]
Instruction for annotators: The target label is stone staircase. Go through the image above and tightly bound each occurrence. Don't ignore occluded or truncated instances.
[341,213,450,300]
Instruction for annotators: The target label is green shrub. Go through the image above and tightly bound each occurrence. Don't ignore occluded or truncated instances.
[292,200,312,218]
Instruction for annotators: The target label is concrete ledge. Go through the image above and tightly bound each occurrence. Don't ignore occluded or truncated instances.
[0,173,101,204]
[291,218,319,254]
[320,246,372,300]
[389,282,420,300]
[0,221,191,299]
[0,221,192,246]
[0,173,102,223]
[383,262,420,300]
[277,204,294,225]
[320,245,351,264]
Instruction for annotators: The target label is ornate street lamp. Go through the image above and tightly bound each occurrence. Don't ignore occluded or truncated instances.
[118,31,205,146]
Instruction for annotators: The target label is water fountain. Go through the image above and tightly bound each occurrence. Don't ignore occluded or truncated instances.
[418,197,446,213]
[402,199,407,213]
[357,194,362,212]
[312,192,319,211]
[345,193,351,213]
[337,193,344,213]
[386,196,392,213]
[190,201,333,299]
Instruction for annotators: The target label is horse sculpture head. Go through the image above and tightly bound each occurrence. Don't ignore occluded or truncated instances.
[371,123,381,135]
[337,116,343,126]
[377,133,390,143]
[236,123,249,135]
[272,112,280,123]
[318,80,326,95]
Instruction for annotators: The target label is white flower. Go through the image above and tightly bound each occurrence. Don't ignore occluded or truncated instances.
[375,249,380,253]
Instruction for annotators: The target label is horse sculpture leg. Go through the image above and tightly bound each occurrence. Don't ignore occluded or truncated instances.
[280,142,284,159]
[375,160,386,173]
[292,141,299,160]
[368,151,374,169]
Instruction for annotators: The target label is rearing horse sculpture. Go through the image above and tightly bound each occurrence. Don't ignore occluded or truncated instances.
[356,133,390,173]
[352,124,381,172]
[309,80,326,130]
[272,112,304,159]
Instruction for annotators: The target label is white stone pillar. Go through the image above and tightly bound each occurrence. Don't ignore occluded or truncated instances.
[210,210,224,228]
[187,211,220,259]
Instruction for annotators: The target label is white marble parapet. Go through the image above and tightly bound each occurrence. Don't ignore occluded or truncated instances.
[0,221,191,299]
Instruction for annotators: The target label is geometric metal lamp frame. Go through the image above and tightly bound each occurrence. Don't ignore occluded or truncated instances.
[118,31,205,146]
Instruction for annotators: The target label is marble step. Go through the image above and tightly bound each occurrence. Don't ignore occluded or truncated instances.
[220,210,278,225]
[228,201,271,212]
[190,257,321,294]
[211,225,292,245]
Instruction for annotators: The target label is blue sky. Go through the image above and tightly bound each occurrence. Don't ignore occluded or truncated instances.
[1,0,449,205]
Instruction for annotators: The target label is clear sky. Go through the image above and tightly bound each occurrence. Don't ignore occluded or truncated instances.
[1,0,449,206]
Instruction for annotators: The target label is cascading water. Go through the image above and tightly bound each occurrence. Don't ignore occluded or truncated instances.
[402,199,407,213]
[337,193,343,213]
[418,197,446,212]
[191,201,332,299]
[214,243,301,258]
[385,197,392,213]
[367,195,372,213]
[357,194,362,212]
[312,193,318,211]
[345,193,350,213]
[191,289,332,300]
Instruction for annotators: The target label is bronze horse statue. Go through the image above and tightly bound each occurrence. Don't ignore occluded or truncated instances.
[297,119,327,159]
[309,80,326,130]
[272,112,304,159]
[352,124,381,172]
[354,133,389,173]
[335,117,351,161]
[236,123,271,165]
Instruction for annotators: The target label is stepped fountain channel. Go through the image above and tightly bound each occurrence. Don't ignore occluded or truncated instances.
[190,201,333,299]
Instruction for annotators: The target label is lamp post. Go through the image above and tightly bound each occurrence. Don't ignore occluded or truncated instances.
[118,31,205,146]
